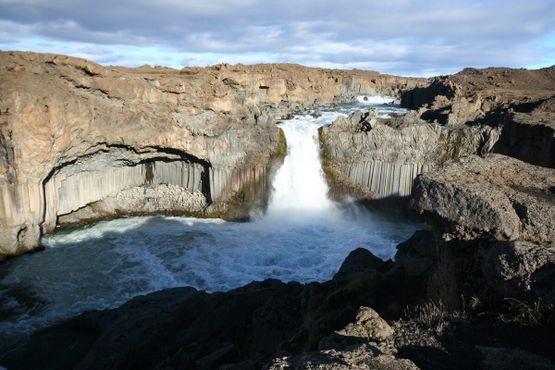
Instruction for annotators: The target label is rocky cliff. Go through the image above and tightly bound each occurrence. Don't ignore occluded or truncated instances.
[0,51,424,258]
[320,110,500,199]
[320,66,555,201]
[412,154,555,309]
[401,66,555,168]
[401,66,555,125]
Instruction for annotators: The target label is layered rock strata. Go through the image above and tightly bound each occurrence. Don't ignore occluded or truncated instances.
[0,51,424,257]
[400,66,555,125]
[320,110,500,199]
[401,66,555,168]
[320,66,555,201]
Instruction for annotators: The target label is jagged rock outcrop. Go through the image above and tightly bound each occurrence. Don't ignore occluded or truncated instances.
[401,66,555,125]
[266,307,418,370]
[0,247,427,370]
[411,154,555,308]
[319,110,500,199]
[413,154,555,244]
[400,67,555,168]
[0,51,425,258]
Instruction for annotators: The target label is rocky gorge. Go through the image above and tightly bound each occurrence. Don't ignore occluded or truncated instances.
[0,51,424,258]
[1,52,555,369]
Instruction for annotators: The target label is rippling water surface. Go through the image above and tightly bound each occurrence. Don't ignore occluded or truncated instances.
[0,96,423,344]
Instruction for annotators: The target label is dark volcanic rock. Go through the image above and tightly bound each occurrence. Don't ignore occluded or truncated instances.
[478,241,555,304]
[319,109,499,200]
[0,245,432,370]
[333,247,384,281]
[411,153,555,310]
[395,230,437,277]
[1,281,305,370]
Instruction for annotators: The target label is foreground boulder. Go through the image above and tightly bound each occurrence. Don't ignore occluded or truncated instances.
[412,154,555,308]
[413,154,555,244]
[0,247,429,370]
[266,307,418,370]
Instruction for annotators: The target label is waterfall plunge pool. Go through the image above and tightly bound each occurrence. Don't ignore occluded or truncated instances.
[0,96,425,346]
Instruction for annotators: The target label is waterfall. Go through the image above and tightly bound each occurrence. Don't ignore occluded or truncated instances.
[0,98,425,341]
[266,115,334,217]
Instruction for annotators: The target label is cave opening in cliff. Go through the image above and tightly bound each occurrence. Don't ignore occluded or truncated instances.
[39,145,212,233]
[0,96,426,346]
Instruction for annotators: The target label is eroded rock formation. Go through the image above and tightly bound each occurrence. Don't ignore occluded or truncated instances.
[412,154,555,308]
[320,66,555,201]
[320,110,500,199]
[0,51,424,257]
[401,66,555,168]
[400,66,555,125]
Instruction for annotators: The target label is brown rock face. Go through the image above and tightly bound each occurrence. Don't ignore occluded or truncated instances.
[413,154,555,244]
[400,66,555,169]
[0,51,424,258]
[319,110,500,199]
[411,154,555,307]
[401,66,555,125]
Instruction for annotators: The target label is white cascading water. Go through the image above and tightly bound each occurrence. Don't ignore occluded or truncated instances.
[266,116,334,217]
[0,96,422,348]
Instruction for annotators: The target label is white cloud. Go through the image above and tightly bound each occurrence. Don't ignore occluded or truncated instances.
[0,0,553,75]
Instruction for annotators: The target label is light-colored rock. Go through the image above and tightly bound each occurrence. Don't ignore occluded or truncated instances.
[412,154,555,244]
[401,66,555,125]
[0,51,425,257]
[400,67,555,169]
[320,110,500,199]
[336,307,394,343]
[57,185,208,226]
[412,154,555,308]
[266,351,419,370]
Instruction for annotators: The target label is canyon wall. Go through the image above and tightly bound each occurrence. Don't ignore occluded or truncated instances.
[320,110,500,199]
[401,67,555,168]
[0,51,424,257]
[321,66,555,200]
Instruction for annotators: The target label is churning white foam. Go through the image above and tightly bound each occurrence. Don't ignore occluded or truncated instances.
[0,97,422,345]
[266,115,334,218]
[356,95,396,105]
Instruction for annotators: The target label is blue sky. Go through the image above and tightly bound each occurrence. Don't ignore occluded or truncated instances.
[0,0,554,76]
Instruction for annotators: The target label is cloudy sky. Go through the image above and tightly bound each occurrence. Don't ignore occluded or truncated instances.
[1,0,554,76]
